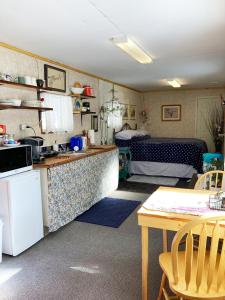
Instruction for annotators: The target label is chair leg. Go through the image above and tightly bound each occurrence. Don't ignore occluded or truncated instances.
[158,230,169,300]
[157,272,167,300]
[163,288,180,300]
[162,288,170,300]
[163,230,168,252]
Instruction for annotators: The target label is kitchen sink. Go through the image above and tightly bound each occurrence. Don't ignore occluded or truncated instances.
[57,149,100,158]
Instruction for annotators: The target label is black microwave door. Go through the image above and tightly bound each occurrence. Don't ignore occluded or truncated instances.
[0,147,32,173]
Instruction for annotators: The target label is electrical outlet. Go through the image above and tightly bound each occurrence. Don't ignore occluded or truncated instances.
[20,124,27,131]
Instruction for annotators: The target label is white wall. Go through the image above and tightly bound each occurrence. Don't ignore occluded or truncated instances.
[143,88,225,151]
[0,46,144,146]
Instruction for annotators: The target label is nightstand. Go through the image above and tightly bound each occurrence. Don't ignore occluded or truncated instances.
[119,147,132,180]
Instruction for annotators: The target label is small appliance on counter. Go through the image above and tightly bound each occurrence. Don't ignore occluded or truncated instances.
[41,150,59,158]
[19,136,45,163]
[70,136,83,151]
[0,145,32,178]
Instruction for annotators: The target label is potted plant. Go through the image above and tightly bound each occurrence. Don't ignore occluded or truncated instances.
[205,100,224,153]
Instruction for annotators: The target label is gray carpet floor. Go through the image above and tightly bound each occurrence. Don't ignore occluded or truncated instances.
[0,190,173,300]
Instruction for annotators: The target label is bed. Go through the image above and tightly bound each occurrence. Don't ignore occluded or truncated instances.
[115,124,208,178]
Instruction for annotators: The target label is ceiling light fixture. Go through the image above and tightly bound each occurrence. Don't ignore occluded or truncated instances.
[111,36,152,64]
[168,80,181,88]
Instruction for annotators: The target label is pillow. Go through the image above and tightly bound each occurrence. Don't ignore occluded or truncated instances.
[115,130,149,140]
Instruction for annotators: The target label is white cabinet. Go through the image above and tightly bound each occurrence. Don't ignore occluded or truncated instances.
[0,170,44,256]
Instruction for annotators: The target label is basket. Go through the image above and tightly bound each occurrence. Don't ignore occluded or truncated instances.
[209,194,225,211]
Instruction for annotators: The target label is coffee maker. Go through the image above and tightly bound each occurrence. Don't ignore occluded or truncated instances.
[19,136,44,163]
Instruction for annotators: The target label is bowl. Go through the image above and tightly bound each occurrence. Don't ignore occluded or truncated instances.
[0,99,21,106]
[22,100,41,107]
[71,87,84,95]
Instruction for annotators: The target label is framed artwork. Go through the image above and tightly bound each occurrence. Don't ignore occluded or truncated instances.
[161,105,181,121]
[122,104,129,120]
[44,64,66,92]
[91,115,98,132]
[129,105,136,120]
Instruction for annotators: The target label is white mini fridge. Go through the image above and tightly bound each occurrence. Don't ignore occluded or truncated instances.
[0,170,44,256]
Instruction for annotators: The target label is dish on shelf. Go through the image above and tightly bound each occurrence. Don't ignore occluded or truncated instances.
[70,87,84,94]
[0,103,17,106]
[3,143,21,147]
[0,99,21,106]
[22,100,41,107]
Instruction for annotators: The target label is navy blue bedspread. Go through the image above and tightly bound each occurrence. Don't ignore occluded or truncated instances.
[115,136,208,173]
[115,135,151,148]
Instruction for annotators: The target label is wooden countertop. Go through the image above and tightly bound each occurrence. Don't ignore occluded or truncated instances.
[33,145,117,169]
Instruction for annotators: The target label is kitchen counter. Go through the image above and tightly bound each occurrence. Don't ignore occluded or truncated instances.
[35,146,119,232]
[33,145,117,168]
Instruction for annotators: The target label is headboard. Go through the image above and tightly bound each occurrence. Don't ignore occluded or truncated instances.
[113,122,137,143]
[117,122,137,133]
[121,122,132,131]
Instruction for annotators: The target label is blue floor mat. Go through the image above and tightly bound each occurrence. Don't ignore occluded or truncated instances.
[75,197,141,228]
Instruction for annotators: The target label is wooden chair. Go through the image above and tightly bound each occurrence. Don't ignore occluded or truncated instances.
[159,215,225,299]
[194,170,225,191]
[193,170,225,248]
[157,171,225,300]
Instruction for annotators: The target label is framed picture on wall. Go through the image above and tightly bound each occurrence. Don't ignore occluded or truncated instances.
[44,64,66,92]
[91,115,98,132]
[122,104,129,120]
[161,105,181,121]
[129,105,136,120]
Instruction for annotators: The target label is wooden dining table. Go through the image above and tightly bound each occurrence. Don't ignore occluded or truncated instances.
[137,186,224,300]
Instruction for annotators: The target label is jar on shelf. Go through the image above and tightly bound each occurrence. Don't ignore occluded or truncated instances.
[83,85,93,96]
[3,134,9,145]
[8,134,15,144]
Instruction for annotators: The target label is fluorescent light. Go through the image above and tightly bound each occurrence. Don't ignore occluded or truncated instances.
[168,80,181,88]
[111,36,152,64]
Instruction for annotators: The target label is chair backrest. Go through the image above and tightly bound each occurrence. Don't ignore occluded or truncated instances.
[194,170,225,191]
[171,215,225,294]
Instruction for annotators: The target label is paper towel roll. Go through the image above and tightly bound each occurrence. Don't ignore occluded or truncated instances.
[81,136,87,150]
[88,129,95,145]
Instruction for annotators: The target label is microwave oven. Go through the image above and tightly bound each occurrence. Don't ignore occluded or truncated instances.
[0,145,32,178]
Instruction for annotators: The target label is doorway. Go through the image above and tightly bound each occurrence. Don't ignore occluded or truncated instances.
[196,96,222,152]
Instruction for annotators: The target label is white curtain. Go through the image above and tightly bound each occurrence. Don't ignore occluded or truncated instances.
[41,93,73,133]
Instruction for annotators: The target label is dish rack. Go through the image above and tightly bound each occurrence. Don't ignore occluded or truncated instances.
[209,193,225,211]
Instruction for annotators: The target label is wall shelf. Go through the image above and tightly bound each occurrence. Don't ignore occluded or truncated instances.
[0,80,54,123]
[73,111,96,115]
[73,111,96,125]
[82,111,96,115]
[0,79,56,92]
[70,93,96,100]
[0,104,53,112]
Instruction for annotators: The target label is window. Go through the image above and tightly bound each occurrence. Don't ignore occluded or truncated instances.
[41,93,73,133]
